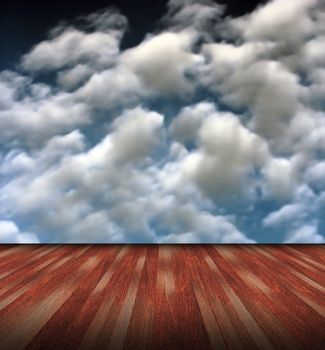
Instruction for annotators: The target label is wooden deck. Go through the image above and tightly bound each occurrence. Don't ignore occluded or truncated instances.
[0,245,324,349]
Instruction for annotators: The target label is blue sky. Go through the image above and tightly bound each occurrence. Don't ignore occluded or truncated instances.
[0,0,325,243]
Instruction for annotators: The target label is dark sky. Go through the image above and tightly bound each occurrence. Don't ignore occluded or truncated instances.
[0,0,268,70]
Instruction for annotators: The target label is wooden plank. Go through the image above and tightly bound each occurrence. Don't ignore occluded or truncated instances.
[0,244,322,350]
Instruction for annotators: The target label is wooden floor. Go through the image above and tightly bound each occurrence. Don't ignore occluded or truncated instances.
[0,245,323,350]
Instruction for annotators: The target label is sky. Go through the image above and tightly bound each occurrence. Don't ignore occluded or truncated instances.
[0,0,324,243]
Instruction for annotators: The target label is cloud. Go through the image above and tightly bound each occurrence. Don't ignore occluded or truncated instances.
[263,203,305,227]
[57,64,94,90]
[202,55,299,138]
[233,0,317,43]
[163,0,224,37]
[262,183,320,241]
[305,161,325,191]
[0,107,162,242]
[0,1,325,243]
[285,224,324,243]
[262,157,299,200]
[21,9,127,72]
[0,220,39,243]
[159,208,255,243]
[21,29,120,72]
[177,104,269,199]
[0,71,90,147]
[120,30,203,96]
[76,66,143,110]
[201,41,274,80]
[170,101,215,143]
[109,106,164,163]
[0,102,255,243]
[303,35,325,67]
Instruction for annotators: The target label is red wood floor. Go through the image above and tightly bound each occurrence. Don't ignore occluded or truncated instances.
[0,245,323,350]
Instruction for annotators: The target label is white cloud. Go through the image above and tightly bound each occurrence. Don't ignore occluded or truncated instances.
[163,0,224,37]
[302,68,325,108]
[0,107,164,242]
[22,30,119,71]
[0,1,324,243]
[109,106,164,163]
[178,105,270,199]
[0,102,256,243]
[262,183,320,241]
[263,203,305,227]
[0,71,90,147]
[262,157,299,200]
[202,41,274,81]
[57,64,94,90]
[66,211,125,243]
[303,35,325,67]
[170,101,215,143]
[204,58,299,139]
[305,161,325,190]
[0,71,31,109]
[0,90,90,147]
[285,224,324,243]
[21,10,127,72]
[76,66,143,109]
[236,0,316,43]
[120,31,203,96]
[151,199,254,243]
[0,220,39,243]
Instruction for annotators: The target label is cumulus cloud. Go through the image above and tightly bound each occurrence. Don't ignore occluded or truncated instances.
[21,29,120,71]
[202,55,300,138]
[170,102,215,143]
[235,0,317,43]
[163,0,224,37]
[76,66,143,110]
[0,220,39,243]
[57,64,95,90]
[285,225,324,243]
[21,9,127,72]
[263,203,305,227]
[177,104,269,199]
[159,208,255,243]
[0,1,324,243]
[109,106,164,163]
[305,161,325,191]
[0,70,90,147]
[262,183,321,241]
[262,157,299,200]
[120,30,203,96]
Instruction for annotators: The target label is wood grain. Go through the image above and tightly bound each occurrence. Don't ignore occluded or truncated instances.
[0,245,323,350]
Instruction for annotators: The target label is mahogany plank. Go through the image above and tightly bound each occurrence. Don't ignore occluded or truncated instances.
[0,245,322,350]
